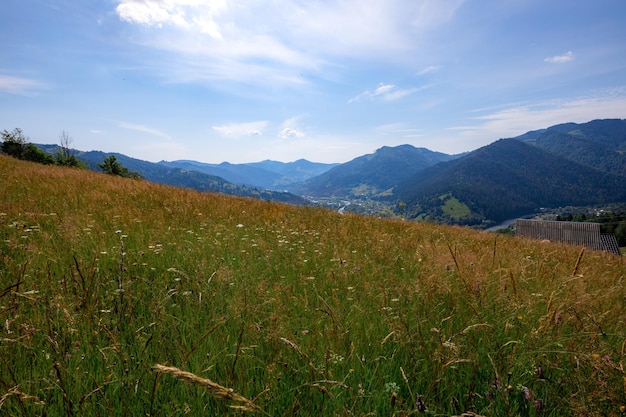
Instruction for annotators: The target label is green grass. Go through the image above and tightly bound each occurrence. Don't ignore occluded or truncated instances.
[439,194,472,220]
[1,155,625,416]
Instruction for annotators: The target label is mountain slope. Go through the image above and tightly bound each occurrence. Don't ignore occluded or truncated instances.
[516,119,626,177]
[293,144,455,197]
[392,139,626,226]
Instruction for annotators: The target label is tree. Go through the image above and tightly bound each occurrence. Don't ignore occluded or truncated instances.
[55,131,82,167]
[98,155,140,178]
[1,128,28,159]
[99,155,129,176]
[24,143,54,165]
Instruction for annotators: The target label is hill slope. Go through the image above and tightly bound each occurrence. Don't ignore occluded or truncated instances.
[1,155,624,416]
[392,138,626,226]
[36,145,308,204]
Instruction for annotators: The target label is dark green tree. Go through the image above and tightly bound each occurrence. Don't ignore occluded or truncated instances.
[98,155,140,178]
[24,143,54,164]
[1,128,28,159]
[99,155,129,176]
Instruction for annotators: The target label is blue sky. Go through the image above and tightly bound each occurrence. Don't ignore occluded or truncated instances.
[1,0,625,163]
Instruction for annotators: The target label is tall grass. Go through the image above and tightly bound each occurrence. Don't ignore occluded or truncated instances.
[1,155,624,416]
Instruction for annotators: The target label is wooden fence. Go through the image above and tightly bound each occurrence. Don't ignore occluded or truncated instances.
[515,219,621,256]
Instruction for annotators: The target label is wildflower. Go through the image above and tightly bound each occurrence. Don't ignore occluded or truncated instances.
[534,399,545,413]
[536,365,545,379]
[330,353,344,364]
[384,382,400,393]
[416,394,426,412]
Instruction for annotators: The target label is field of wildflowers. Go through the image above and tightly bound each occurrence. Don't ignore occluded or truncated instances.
[0,155,624,416]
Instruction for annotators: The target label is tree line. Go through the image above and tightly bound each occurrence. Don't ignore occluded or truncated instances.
[1,128,138,178]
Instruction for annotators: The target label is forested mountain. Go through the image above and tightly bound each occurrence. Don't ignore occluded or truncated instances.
[293,144,455,197]
[516,119,626,177]
[391,138,626,226]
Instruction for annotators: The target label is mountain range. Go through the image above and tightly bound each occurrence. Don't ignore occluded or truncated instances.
[35,119,626,228]
[157,158,337,190]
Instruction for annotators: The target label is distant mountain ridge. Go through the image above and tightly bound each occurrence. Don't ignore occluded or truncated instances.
[292,144,456,197]
[158,158,337,190]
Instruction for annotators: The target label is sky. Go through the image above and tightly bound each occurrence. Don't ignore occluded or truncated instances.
[1,0,626,164]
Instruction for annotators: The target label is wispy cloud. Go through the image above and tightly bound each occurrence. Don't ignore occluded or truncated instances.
[113,0,466,87]
[449,88,626,144]
[0,74,49,95]
[349,83,425,103]
[544,51,574,64]
[212,121,268,137]
[119,122,171,140]
[416,65,441,76]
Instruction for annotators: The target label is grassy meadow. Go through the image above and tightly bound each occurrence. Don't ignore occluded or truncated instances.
[0,155,625,416]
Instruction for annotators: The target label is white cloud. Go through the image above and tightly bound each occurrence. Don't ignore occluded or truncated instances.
[277,116,306,139]
[279,128,304,139]
[449,88,626,147]
[113,0,466,86]
[116,0,227,39]
[544,51,574,64]
[349,83,425,103]
[0,75,49,95]
[212,121,268,137]
[119,122,171,140]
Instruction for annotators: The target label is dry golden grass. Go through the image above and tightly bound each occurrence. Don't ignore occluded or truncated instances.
[0,155,624,416]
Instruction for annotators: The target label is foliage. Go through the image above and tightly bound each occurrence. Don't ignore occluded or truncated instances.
[1,128,28,159]
[1,155,624,416]
[557,209,626,246]
[1,128,85,168]
[98,155,140,178]
[24,143,54,165]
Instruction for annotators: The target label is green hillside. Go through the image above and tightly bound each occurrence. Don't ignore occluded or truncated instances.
[393,139,626,227]
[1,156,624,416]
[517,119,626,177]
